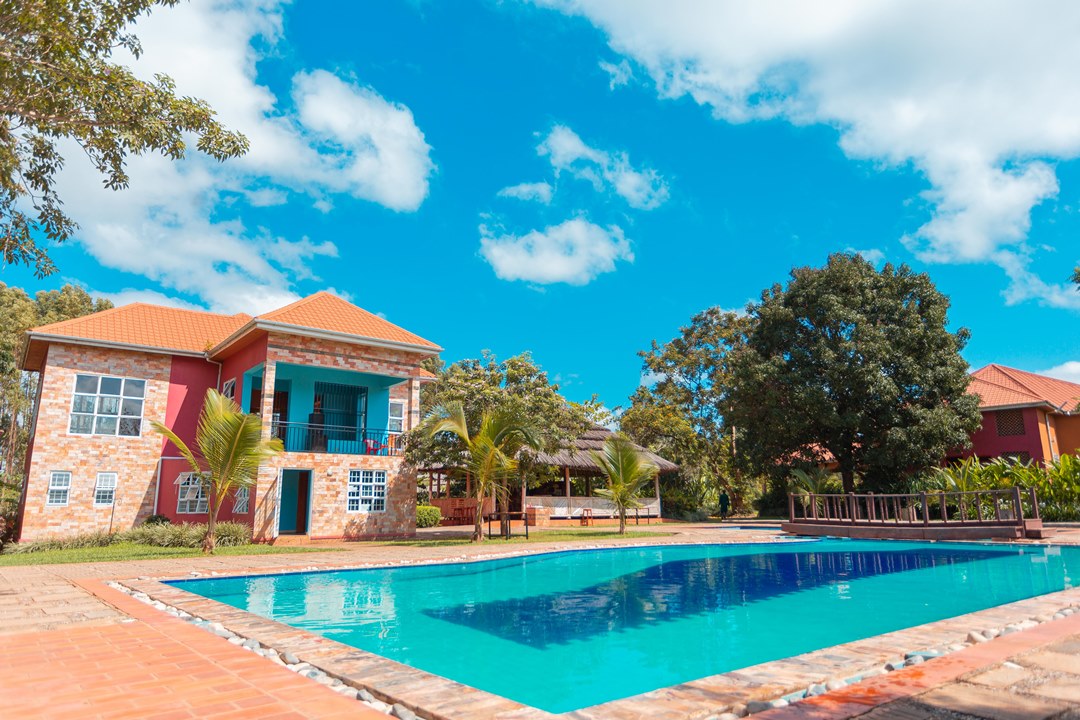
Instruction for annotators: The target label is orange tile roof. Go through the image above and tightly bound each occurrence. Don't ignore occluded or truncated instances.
[22,292,440,370]
[969,364,1080,412]
[254,292,439,350]
[29,304,251,354]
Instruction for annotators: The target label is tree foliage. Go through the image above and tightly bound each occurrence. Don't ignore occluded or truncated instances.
[620,307,757,512]
[152,389,281,553]
[405,351,588,476]
[0,0,248,276]
[727,253,980,494]
[591,434,658,534]
[421,401,540,542]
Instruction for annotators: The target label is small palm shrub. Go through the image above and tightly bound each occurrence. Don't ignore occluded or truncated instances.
[416,505,442,528]
[6,530,114,553]
[143,514,171,526]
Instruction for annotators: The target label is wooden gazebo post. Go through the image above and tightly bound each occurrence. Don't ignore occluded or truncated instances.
[564,465,572,519]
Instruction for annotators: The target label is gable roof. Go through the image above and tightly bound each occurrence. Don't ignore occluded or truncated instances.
[969,364,1080,413]
[246,291,439,352]
[23,304,252,369]
[22,292,440,370]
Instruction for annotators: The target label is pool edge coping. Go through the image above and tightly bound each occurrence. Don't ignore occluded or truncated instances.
[108,537,1080,720]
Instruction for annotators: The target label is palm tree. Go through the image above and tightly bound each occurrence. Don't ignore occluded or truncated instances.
[424,402,539,542]
[591,434,658,535]
[152,389,282,553]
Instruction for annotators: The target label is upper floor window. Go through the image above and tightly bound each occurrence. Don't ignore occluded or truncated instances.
[233,486,250,514]
[47,471,71,506]
[176,473,208,514]
[388,401,405,433]
[221,378,236,402]
[94,472,117,506]
[995,409,1025,437]
[70,374,145,437]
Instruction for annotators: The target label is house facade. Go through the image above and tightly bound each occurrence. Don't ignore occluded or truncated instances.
[960,364,1080,464]
[16,292,440,543]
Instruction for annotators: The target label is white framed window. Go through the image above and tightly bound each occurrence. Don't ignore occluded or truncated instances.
[347,469,387,513]
[176,473,208,514]
[388,401,405,434]
[47,471,71,506]
[94,472,117,506]
[233,486,250,514]
[221,378,236,401]
[69,374,146,437]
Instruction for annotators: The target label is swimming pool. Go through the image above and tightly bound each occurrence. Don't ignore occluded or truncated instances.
[171,540,1080,713]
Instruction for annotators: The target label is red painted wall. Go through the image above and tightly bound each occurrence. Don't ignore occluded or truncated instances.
[217,331,268,409]
[960,408,1047,463]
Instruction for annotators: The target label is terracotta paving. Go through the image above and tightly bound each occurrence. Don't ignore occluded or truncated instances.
[0,581,385,720]
[4,523,1080,719]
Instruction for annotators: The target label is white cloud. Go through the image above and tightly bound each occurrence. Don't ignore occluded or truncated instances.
[54,0,434,312]
[497,181,554,204]
[847,247,885,265]
[538,125,669,209]
[1041,361,1080,385]
[94,288,207,311]
[599,58,634,89]
[479,218,633,284]
[534,0,1080,307]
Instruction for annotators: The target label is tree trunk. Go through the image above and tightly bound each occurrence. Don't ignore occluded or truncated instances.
[840,465,856,494]
[619,508,626,534]
[204,505,218,554]
[472,493,485,543]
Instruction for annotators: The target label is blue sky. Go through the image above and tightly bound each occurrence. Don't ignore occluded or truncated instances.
[7,0,1080,409]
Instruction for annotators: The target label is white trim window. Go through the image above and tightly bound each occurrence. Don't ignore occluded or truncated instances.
[70,374,146,437]
[94,472,117,506]
[233,486,250,514]
[388,401,405,434]
[347,470,387,512]
[221,378,236,401]
[47,471,71,506]
[176,473,208,514]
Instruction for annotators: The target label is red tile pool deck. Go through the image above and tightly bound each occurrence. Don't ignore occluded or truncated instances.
[0,580,385,720]
[4,525,1080,719]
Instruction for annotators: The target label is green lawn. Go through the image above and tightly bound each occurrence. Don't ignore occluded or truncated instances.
[0,541,336,566]
[381,528,672,547]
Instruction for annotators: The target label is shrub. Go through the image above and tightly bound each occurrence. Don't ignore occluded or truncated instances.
[143,514,171,526]
[416,505,442,528]
[213,521,252,547]
[6,530,114,554]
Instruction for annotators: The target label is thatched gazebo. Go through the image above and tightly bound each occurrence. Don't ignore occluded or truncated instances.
[523,426,679,521]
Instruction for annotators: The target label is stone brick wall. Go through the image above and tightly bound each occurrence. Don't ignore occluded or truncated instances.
[249,334,429,541]
[19,344,172,541]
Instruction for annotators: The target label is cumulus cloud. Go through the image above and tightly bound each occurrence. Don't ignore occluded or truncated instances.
[497,181,554,204]
[58,0,434,312]
[599,58,634,89]
[847,247,885,265]
[479,218,633,284]
[1041,361,1080,385]
[534,0,1080,307]
[538,125,669,209]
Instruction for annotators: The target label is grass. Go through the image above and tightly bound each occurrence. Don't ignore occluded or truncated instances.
[0,541,336,566]
[380,528,672,547]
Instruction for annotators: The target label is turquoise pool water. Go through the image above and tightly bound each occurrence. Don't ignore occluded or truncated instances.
[171,540,1080,713]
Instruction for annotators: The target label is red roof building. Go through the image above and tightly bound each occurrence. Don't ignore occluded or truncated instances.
[16,293,440,543]
[960,364,1080,464]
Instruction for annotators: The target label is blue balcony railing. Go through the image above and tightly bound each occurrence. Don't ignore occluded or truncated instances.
[271,421,403,456]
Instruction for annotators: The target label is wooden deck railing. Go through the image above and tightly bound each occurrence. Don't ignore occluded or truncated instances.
[787,487,1040,528]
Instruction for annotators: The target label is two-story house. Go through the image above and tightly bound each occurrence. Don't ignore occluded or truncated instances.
[961,364,1080,464]
[16,292,440,543]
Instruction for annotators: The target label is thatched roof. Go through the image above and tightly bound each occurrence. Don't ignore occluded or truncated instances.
[528,426,679,475]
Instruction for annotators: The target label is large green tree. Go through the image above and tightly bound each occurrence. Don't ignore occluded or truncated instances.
[620,307,756,510]
[406,351,588,472]
[0,0,247,276]
[727,253,980,494]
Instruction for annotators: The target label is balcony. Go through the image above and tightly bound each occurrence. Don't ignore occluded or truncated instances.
[271,421,403,456]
